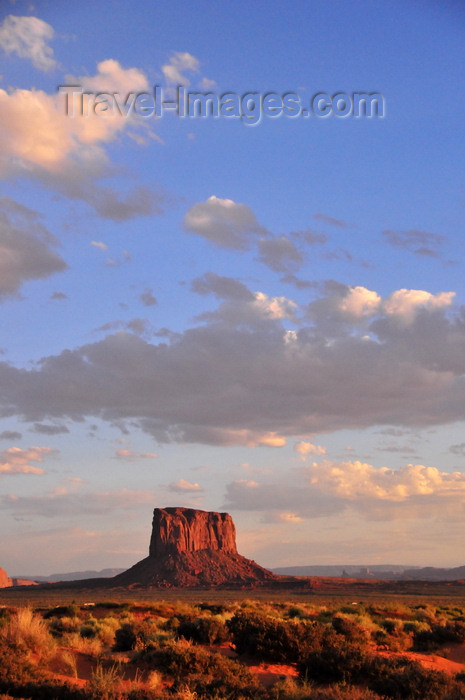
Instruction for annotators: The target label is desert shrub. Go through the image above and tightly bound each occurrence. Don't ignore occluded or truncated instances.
[227,610,318,662]
[412,605,439,625]
[177,615,230,644]
[163,615,180,631]
[366,655,465,699]
[0,608,12,632]
[381,618,403,635]
[331,614,371,643]
[402,620,431,635]
[270,676,314,699]
[98,602,130,611]
[49,615,81,637]
[413,620,465,650]
[378,618,413,651]
[114,622,137,651]
[139,639,262,698]
[114,618,162,652]
[0,640,42,685]
[197,602,231,615]
[95,616,121,646]
[287,605,305,619]
[43,604,79,619]
[297,628,369,684]
[152,602,197,622]
[316,609,336,624]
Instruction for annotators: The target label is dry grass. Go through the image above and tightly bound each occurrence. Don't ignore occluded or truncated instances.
[59,649,79,678]
[64,630,104,656]
[88,661,123,699]
[0,607,56,661]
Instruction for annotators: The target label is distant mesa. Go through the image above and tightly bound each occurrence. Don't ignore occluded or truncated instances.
[0,567,9,588]
[0,567,37,588]
[113,507,281,588]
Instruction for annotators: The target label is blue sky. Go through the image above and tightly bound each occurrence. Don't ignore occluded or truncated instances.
[1,0,465,576]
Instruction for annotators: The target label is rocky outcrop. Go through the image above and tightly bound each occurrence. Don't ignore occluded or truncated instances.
[114,507,278,588]
[0,567,11,588]
[149,507,237,557]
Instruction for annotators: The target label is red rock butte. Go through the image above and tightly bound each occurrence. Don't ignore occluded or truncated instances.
[113,507,278,588]
[149,507,237,557]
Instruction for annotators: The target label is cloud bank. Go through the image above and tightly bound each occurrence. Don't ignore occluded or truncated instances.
[0,282,462,445]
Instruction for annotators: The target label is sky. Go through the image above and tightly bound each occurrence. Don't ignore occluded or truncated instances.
[1,0,465,576]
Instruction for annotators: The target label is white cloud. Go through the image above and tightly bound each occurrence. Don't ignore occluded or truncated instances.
[184,196,265,249]
[252,292,297,321]
[0,87,76,173]
[170,427,287,448]
[277,512,303,523]
[258,433,287,447]
[383,289,455,324]
[294,441,327,458]
[194,279,297,327]
[307,283,456,329]
[91,241,108,251]
[0,15,57,71]
[308,460,451,501]
[162,51,200,85]
[339,286,381,318]
[168,478,202,492]
[76,58,149,95]
[0,446,55,476]
[303,459,465,521]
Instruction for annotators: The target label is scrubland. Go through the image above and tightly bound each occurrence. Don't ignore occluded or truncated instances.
[2,592,465,698]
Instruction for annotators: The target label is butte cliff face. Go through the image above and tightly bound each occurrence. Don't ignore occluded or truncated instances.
[0,567,11,588]
[149,507,237,557]
[114,507,277,589]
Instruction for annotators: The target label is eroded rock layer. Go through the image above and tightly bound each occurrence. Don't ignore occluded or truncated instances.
[149,507,237,557]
